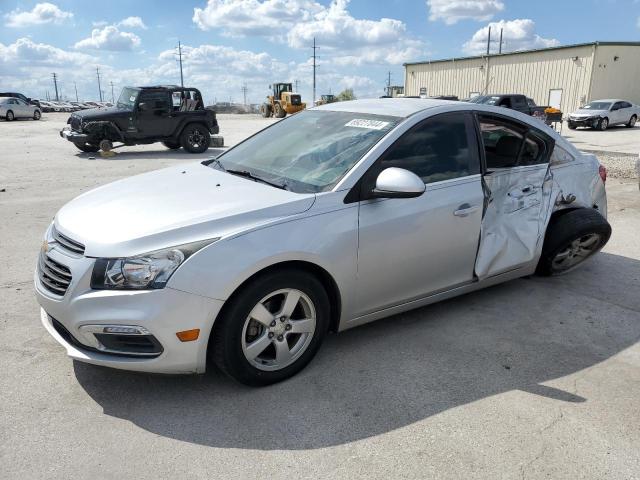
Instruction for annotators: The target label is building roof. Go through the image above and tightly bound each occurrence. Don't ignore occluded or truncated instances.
[404,41,640,67]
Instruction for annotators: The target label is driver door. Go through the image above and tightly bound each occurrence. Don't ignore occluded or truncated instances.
[355,113,483,316]
[134,90,174,137]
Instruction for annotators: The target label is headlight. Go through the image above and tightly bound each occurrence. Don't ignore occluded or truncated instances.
[90,239,217,290]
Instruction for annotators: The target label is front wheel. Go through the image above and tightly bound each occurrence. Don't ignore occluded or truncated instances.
[597,117,608,131]
[180,124,211,153]
[33,110,41,120]
[5,110,14,121]
[536,209,611,276]
[211,269,330,386]
[274,103,286,118]
[626,115,637,128]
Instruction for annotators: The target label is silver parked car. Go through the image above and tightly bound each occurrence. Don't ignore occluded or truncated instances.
[34,99,611,386]
[568,99,639,130]
[1,97,41,121]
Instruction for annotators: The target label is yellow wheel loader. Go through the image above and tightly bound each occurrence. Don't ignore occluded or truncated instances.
[260,83,306,118]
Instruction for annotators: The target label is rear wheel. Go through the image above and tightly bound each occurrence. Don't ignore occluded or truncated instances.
[5,110,14,121]
[626,115,637,128]
[180,124,211,153]
[33,110,41,120]
[211,269,330,386]
[73,142,100,153]
[274,102,286,118]
[536,209,611,276]
[597,117,608,131]
[260,103,272,118]
[162,140,181,150]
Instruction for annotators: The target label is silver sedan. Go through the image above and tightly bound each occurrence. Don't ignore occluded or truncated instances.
[35,99,611,386]
[568,99,640,130]
[0,97,41,121]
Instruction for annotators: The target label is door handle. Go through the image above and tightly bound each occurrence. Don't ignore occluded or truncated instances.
[453,204,479,217]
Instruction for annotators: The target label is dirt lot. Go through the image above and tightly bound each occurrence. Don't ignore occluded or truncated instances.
[1,113,639,479]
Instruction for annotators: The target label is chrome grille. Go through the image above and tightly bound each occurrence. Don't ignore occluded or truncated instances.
[38,253,72,296]
[52,227,85,256]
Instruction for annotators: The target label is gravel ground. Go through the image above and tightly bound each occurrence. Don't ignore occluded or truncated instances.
[584,150,639,179]
[1,113,639,480]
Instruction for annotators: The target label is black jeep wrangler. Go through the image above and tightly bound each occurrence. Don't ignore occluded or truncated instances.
[60,85,222,153]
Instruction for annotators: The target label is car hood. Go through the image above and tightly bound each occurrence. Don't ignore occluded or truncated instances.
[54,163,316,257]
[570,108,608,117]
[72,106,130,121]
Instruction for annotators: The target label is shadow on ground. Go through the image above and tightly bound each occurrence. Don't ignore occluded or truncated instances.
[73,147,226,161]
[75,252,640,450]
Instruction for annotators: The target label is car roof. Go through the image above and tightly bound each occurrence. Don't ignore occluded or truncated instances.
[591,99,622,103]
[314,98,456,118]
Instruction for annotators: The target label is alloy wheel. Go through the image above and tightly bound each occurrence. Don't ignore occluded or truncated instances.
[188,128,205,148]
[241,288,316,371]
[551,233,602,273]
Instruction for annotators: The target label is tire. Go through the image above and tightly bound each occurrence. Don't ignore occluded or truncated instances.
[180,123,211,153]
[5,110,14,121]
[567,122,576,130]
[99,139,113,152]
[274,103,286,118]
[536,209,611,276]
[33,110,41,120]
[626,115,637,128]
[597,117,608,131]
[260,103,272,118]
[211,268,330,386]
[162,141,181,150]
[73,142,100,153]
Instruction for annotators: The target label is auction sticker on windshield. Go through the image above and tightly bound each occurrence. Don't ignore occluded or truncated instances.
[344,119,390,130]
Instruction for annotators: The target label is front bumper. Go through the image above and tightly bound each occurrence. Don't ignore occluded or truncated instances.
[60,126,89,143]
[568,116,599,127]
[35,246,224,374]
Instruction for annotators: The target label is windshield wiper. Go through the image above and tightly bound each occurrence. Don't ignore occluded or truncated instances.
[225,169,288,190]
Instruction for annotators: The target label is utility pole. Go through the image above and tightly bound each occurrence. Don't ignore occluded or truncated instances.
[74,81,79,102]
[311,37,318,106]
[110,81,115,103]
[386,71,392,96]
[486,26,491,56]
[96,67,103,101]
[294,79,299,92]
[177,40,184,88]
[484,27,491,93]
[52,73,59,101]
[241,83,248,105]
[499,27,503,54]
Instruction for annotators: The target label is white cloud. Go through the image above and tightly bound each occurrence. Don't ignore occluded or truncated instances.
[0,37,92,66]
[75,26,141,51]
[427,0,504,25]
[118,16,147,29]
[463,19,559,55]
[192,0,427,67]
[4,2,73,28]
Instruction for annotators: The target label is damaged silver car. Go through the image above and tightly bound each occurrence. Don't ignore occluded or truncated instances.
[36,99,610,386]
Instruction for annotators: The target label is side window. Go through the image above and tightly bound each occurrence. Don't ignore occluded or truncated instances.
[621,101,631,108]
[478,116,525,169]
[513,96,526,107]
[376,113,480,184]
[519,134,546,166]
[138,91,170,111]
[612,102,623,110]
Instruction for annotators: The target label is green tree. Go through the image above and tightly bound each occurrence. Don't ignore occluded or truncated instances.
[336,88,356,101]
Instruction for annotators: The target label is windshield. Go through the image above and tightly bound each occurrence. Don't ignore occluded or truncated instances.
[469,95,500,105]
[117,87,140,110]
[211,110,400,193]
[581,101,612,111]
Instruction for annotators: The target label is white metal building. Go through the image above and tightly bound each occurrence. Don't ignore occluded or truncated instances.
[403,42,640,113]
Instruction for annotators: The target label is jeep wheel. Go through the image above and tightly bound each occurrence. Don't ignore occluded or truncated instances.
[73,142,100,153]
[536,209,611,276]
[99,139,113,152]
[162,141,181,150]
[181,124,211,153]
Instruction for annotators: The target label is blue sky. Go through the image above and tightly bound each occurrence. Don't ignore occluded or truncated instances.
[1,0,639,104]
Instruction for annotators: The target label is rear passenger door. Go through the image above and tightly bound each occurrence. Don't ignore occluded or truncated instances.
[474,114,555,279]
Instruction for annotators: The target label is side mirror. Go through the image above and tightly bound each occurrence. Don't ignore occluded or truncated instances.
[372,167,425,199]
[138,102,148,111]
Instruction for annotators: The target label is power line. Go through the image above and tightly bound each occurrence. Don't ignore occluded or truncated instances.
[311,37,318,106]
[96,67,103,102]
[51,73,59,101]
